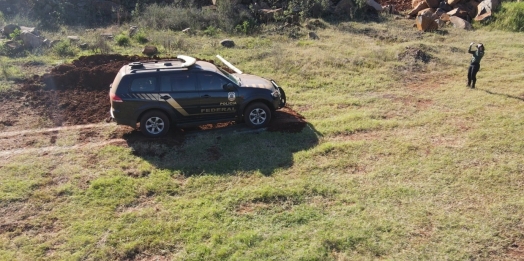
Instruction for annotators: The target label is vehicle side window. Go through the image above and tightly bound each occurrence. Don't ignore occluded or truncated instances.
[199,73,228,91]
[160,73,196,92]
[130,77,157,92]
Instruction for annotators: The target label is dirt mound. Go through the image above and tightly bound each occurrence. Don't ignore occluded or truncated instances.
[16,54,306,132]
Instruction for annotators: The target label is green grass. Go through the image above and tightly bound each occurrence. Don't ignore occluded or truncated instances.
[1,17,524,260]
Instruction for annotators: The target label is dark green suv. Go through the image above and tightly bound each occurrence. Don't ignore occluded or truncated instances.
[109,55,286,137]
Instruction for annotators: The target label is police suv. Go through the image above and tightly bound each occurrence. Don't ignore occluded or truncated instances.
[109,55,286,137]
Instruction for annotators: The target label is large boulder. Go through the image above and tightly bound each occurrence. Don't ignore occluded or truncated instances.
[412,0,424,9]
[366,0,383,11]
[142,45,158,56]
[20,31,43,49]
[475,11,492,21]
[478,0,499,12]
[416,14,438,31]
[449,16,473,29]
[334,0,354,16]
[447,0,462,6]
[418,8,437,19]
[447,8,470,20]
[258,8,283,22]
[409,1,429,17]
[425,0,440,8]
[220,39,235,48]
[3,24,20,36]
[20,26,39,36]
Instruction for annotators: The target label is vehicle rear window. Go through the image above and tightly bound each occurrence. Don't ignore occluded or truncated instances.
[160,74,196,92]
[130,77,157,92]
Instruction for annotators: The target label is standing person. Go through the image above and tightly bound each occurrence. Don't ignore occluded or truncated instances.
[467,42,485,89]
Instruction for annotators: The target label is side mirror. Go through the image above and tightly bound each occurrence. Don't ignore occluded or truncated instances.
[223,82,236,91]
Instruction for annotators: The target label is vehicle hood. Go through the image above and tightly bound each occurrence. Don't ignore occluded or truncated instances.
[235,74,274,90]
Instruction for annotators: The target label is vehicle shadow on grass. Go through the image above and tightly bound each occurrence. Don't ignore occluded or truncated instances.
[122,123,321,176]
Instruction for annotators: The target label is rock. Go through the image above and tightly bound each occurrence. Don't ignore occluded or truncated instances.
[418,8,437,19]
[416,14,438,31]
[3,24,20,36]
[409,1,429,17]
[440,13,451,21]
[447,8,469,20]
[129,26,138,37]
[435,18,446,28]
[449,16,473,29]
[412,0,424,8]
[4,40,21,50]
[478,0,499,12]
[79,43,89,49]
[100,33,113,39]
[20,26,39,36]
[475,11,492,21]
[220,39,235,48]
[425,0,439,8]
[67,36,80,42]
[476,0,498,19]
[334,0,354,16]
[447,0,462,6]
[258,8,283,22]
[366,0,384,11]
[20,31,43,49]
[142,45,158,56]
[308,32,319,40]
[439,1,453,11]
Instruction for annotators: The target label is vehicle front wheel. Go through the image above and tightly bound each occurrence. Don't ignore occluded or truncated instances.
[140,111,170,137]
[244,102,271,128]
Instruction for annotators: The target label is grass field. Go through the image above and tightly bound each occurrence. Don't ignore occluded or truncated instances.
[1,17,524,260]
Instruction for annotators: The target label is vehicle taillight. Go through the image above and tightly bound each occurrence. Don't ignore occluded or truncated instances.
[110,93,123,102]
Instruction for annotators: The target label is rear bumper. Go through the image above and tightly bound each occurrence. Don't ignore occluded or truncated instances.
[110,107,136,127]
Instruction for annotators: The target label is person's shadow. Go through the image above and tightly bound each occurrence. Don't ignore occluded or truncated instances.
[478,88,524,102]
[123,124,320,176]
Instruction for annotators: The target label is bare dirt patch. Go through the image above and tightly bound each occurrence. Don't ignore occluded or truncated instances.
[0,54,308,157]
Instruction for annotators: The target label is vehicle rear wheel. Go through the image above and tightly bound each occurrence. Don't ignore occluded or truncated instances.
[140,111,170,137]
[244,102,271,128]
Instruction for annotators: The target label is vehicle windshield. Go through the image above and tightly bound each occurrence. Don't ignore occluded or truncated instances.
[218,67,240,85]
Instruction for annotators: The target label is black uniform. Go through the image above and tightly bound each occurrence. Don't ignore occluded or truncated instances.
[467,45,484,89]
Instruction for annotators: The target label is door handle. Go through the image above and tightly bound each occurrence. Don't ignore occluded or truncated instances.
[160,95,171,100]
[201,95,210,98]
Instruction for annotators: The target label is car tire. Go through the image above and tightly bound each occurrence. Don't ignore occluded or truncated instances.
[140,111,170,137]
[244,102,271,128]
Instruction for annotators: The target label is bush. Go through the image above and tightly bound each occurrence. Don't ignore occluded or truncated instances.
[115,34,131,46]
[134,32,149,44]
[204,26,219,36]
[135,4,219,31]
[491,2,524,32]
[53,41,77,57]
[90,36,112,54]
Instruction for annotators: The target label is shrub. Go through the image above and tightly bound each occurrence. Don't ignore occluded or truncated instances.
[491,2,524,32]
[235,20,257,35]
[115,34,131,46]
[204,26,219,36]
[135,4,219,31]
[134,31,149,44]
[53,40,77,57]
[90,36,112,54]
[9,29,21,40]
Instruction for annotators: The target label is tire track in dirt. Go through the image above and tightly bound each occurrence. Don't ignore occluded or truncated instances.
[0,139,127,159]
[0,123,110,138]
